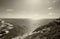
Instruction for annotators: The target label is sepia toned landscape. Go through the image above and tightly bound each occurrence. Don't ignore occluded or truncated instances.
[0,0,60,39]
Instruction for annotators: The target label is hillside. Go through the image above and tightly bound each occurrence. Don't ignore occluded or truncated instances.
[25,18,60,39]
[0,18,54,39]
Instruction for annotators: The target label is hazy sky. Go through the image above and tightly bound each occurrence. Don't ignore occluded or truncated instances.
[0,0,60,19]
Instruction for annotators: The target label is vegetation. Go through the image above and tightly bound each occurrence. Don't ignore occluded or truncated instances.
[0,19,14,39]
[25,18,60,39]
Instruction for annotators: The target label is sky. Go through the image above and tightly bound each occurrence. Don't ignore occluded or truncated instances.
[0,0,60,19]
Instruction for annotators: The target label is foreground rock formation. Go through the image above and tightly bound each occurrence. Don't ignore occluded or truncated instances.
[25,18,60,39]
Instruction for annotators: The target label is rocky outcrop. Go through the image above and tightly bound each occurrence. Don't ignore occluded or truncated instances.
[25,18,60,39]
